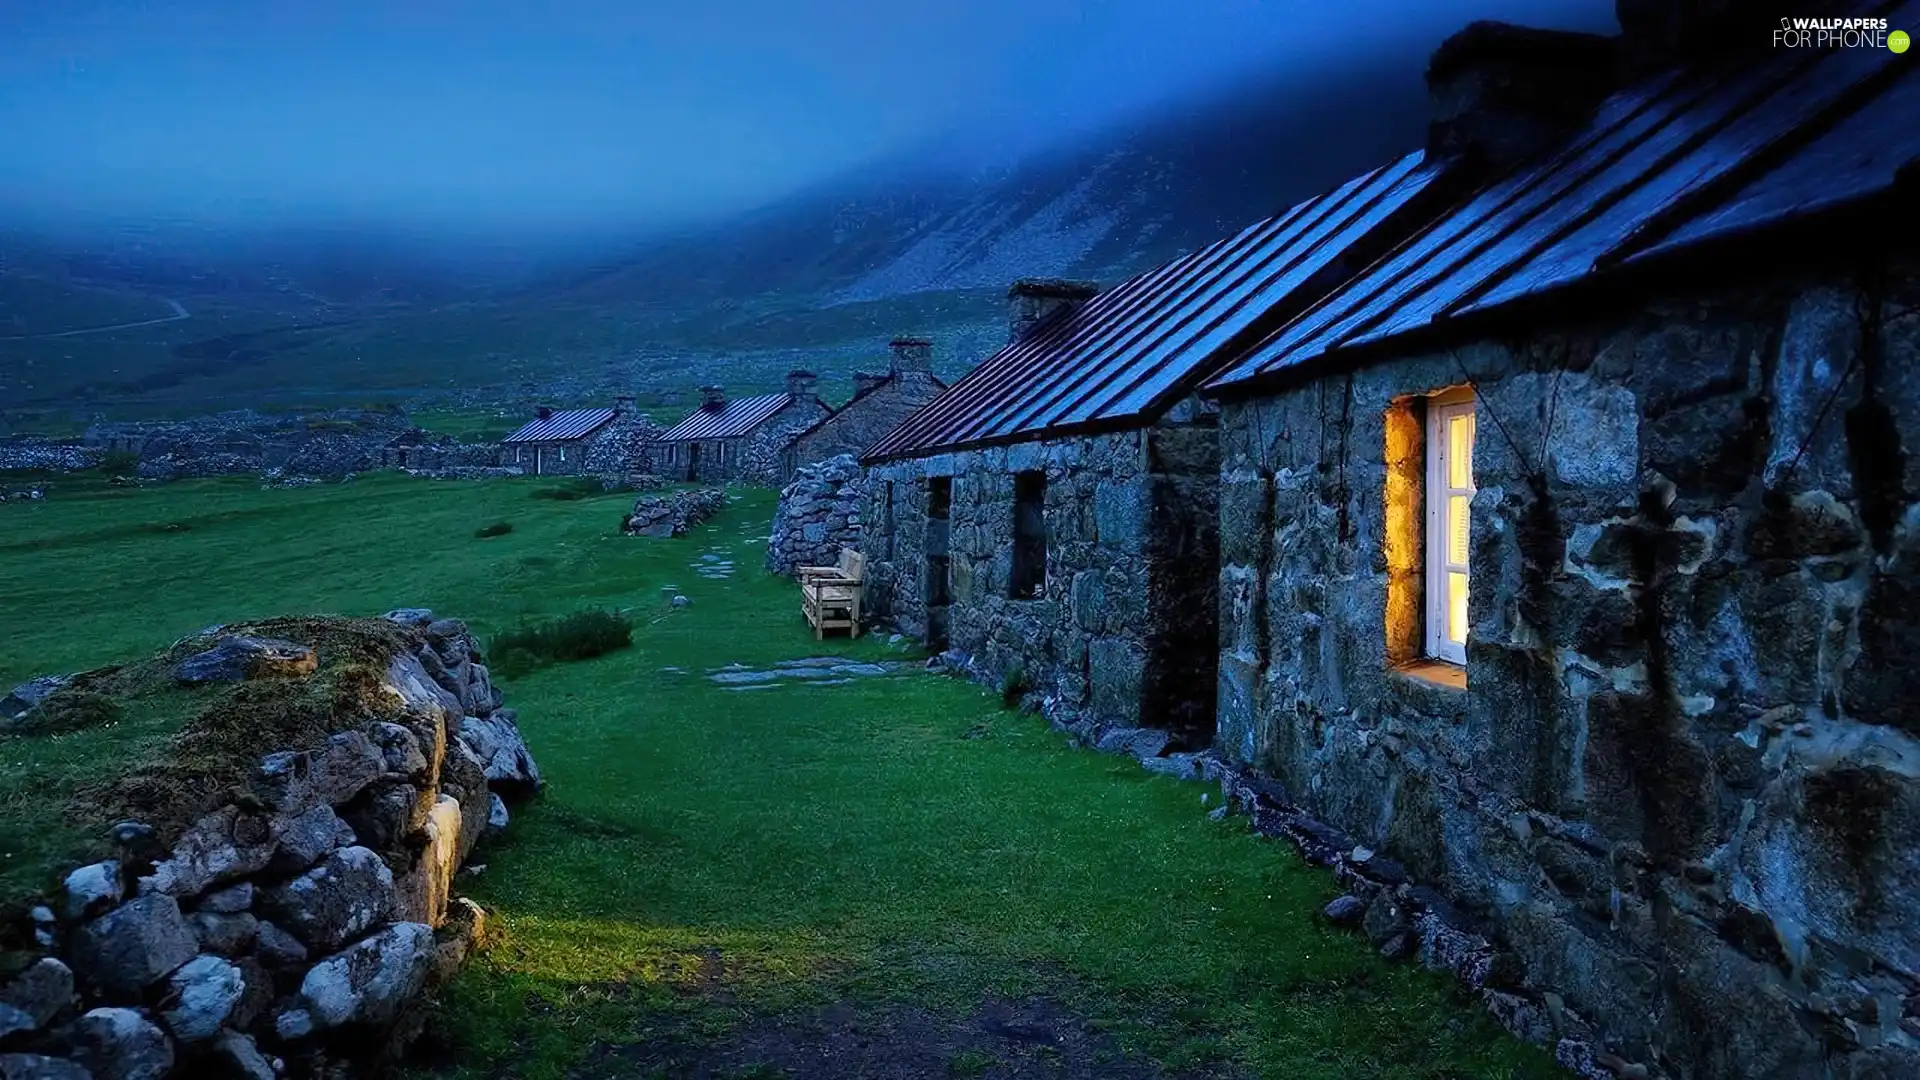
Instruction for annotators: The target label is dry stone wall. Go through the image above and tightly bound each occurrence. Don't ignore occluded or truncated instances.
[0,610,539,1079]
[767,455,865,576]
[1214,258,1920,1080]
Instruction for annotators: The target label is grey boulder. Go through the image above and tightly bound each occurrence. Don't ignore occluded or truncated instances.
[173,635,317,685]
[266,805,355,877]
[138,806,277,897]
[0,676,70,724]
[298,921,435,1030]
[60,861,122,923]
[158,955,243,1042]
[258,846,393,952]
[70,896,198,998]
[457,711,541,793]
[0,959,73,1029]
[212,1030,274,1080]
[251,730,385,816]
[68,1007,173,1080]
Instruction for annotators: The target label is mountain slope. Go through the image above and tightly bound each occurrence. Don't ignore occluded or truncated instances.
[2,55,1433,415]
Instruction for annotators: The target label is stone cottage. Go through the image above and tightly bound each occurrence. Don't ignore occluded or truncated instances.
[657,372,831,484]
[501,402,619,476]
[857,125,1461,748]
[1199,9,1920,1079]
[780,338,947,483]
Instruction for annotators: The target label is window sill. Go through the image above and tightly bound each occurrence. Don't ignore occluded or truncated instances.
[1392,660,1466,691]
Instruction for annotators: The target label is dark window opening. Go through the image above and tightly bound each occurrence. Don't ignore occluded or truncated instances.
[685,442,702,481]
[1010,470,1046,600]
[925,477,952,651]
[882,481,897,560]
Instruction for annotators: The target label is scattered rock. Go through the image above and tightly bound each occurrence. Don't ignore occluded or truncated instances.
[1140,753,1202,779]
[70,896,198,998]
[173,635,318,685]
[1323,895,1366,926]
[380,608,434,628]
[258,847,393,953]
[159,955,244,1042]
[61,861,122,923]
[273,1008,313,1042]
[297,922,435,1030]
[486,794,509,833]
[1206,804,1230,822]
[0,675,71,724]
[670,595,691,609]
[68,1007,173,1080]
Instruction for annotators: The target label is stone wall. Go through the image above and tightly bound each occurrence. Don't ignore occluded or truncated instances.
[767,455,866,576]
[863,416,1219,743]
[737,400,834,487]
[784,372,945,483]
[1214,257,1920,1079]
[580,412,664,481]
[0,611,539,1079]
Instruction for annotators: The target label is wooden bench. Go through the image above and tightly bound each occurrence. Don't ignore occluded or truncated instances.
[800,548,865,639]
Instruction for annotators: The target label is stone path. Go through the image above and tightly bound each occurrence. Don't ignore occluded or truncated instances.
[691,550,736,580]
[704,657,922,692]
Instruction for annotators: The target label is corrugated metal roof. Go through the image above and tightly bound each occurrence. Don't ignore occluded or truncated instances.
[862,149,1442,462]
[502,408,617,444]
[659,393,792,441]
[1208,2,1920,392]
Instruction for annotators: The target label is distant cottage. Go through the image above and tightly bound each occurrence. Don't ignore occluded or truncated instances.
[502,396,641,476]
[658,373,831,484]
[780,338,946,483]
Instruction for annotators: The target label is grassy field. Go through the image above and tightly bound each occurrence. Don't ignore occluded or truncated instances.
[0,474,1557,1079]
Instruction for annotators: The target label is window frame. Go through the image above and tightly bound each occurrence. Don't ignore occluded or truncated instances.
[1009,469,1047,601]
[1424,388,1477,666]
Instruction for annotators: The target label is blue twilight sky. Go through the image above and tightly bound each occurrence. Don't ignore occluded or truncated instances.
[0,0,1617,239]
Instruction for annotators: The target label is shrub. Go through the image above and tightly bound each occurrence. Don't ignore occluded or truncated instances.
[488,609,633,678]
[474,521,514,538]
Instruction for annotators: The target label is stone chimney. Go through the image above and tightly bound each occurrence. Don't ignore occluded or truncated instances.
[699,385,726,412]
[613,394,636,415]
[1008,279,1099,344]
[1615,0,1817,74]
[853,372,890,395]
[535,405,554,420]
[888,337,933,375]
[785,370,818,402]
[1425,21,1617,171]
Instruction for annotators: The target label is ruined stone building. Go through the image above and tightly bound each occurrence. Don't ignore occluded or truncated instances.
[854,146,1457,746]
[1191,12,1920,1080]
[780,338,946,483]
[657,373,831,484]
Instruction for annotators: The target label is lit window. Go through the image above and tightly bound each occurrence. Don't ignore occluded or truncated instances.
[1425,389,1476,665]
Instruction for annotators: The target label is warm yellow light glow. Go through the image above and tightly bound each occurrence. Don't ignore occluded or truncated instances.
[1447,494,1471,565]
[1449,413,1474,489]
[1448,571,1469,645]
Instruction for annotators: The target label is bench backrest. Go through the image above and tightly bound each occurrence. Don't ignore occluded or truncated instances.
[838,547,866,582]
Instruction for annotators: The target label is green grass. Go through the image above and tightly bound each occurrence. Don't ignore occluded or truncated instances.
[0,476,1559,1079]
